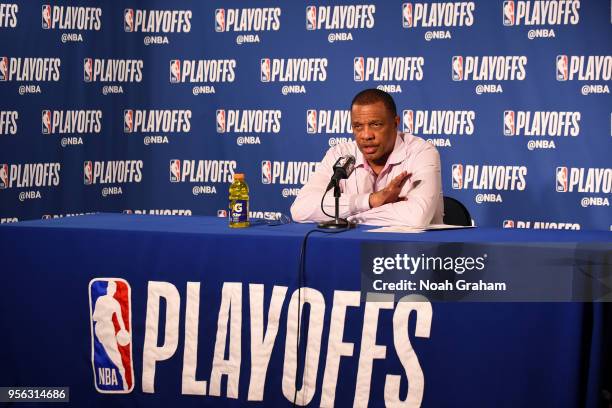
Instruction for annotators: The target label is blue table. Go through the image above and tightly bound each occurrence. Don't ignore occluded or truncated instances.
[0,214,609,407]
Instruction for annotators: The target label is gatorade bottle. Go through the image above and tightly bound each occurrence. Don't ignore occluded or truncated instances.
[229,173,249,228]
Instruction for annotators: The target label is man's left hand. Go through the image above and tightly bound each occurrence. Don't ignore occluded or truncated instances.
[368,171,411,208]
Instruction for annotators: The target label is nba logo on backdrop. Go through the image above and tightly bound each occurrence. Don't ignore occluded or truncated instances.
[89,278,134,393]
[260,58,271,82]
[0,57,9,81]
[217,209,227,217]
[216,110,226,133]
[124,9,134,32]
[503,220,515,228]
[42,110,51,134]
[402,110,414,134]
[452,164,463,189]
[503,111,515,136]
[556,55,568,81]
[503,1,515,25]
[42,5,51,29]
[169,60,181,83]
[402,3,413,27]
[215,9,225,32]
[84,161,93,185]
[261,161,272,184]
[0,164,8,189]
[123,110,133,133]
[306,110,317,133]
[84,58,93,82]
[354,57,365,81]
[452,56,463,81]
[306,6,317,30]
[556,167,568,192]
[170,160,181,182]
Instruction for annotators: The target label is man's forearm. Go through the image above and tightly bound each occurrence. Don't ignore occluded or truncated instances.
[348,195,439,227]
[291,187,370,222]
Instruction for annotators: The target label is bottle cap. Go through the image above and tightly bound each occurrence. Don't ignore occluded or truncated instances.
[234,173,245,180]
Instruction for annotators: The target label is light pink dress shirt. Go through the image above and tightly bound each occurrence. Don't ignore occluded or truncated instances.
[290,132,444,226]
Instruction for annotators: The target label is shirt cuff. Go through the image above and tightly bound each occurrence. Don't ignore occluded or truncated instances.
[350,193,371,214]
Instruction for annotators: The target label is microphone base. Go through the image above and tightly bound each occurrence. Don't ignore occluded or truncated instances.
[318,218,356,230]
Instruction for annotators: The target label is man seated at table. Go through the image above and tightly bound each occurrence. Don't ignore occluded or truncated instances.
[290,88,443,226]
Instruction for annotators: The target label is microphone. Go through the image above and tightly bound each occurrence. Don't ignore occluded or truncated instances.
[319,154,358,229]
[326,155,355,191]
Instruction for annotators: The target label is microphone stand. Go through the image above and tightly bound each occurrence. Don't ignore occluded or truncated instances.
[318,179,356,229]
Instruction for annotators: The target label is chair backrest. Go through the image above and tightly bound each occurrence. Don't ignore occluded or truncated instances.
[443,196,472,226]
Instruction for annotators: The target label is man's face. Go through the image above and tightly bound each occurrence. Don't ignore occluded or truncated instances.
[351,101,399,166]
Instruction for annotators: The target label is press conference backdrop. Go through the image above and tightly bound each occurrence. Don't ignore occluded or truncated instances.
[0,0,610,229]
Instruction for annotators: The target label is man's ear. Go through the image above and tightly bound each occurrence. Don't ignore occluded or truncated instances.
[394,115,400,129]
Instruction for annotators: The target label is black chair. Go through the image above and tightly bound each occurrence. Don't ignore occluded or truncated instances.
[443,196,472,226]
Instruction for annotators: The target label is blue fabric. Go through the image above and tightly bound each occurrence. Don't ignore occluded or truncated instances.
[9,212,612,241]
[1,2,612,231]
[0,214,609,407]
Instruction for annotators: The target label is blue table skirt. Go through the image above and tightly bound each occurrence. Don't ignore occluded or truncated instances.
[0,214,609,407]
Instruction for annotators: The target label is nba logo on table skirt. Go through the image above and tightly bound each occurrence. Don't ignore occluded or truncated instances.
[402,3,413,28]
[124,9,134,32]
[89,278,134,393]
[503,219,515,228]
[306,6,317,30]
[215,9,225,32]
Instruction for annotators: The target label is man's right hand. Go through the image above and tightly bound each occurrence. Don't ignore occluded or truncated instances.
[368,171,411,208]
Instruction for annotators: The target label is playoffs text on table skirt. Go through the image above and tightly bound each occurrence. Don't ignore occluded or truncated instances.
[88,277,433,406]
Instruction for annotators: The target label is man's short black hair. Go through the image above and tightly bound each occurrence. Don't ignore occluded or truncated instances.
[351,88,397,117]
